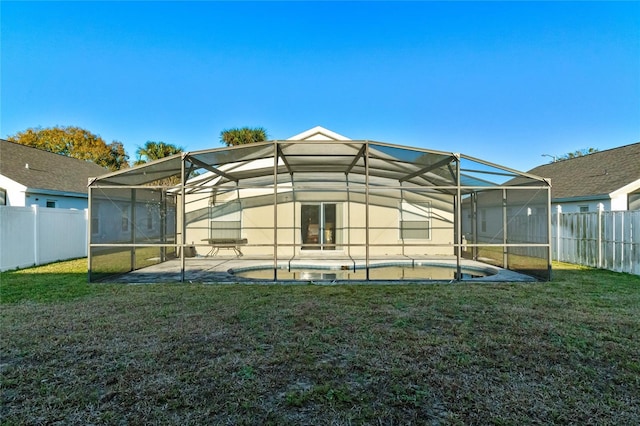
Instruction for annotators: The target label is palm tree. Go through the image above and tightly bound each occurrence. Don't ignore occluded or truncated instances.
[135,141,183,165]
[220,127,267,147]
[558,147,599,161]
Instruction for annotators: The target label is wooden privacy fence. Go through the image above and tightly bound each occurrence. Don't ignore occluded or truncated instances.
[0,206,88,272]
[552,209,640,275]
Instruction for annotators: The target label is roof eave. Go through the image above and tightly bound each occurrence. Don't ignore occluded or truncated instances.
[609,178,640,198]
[552,194,609,203]
[26,188,88,199]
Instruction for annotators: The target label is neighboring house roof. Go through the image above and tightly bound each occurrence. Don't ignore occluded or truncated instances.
[527,142,640,201]
[0,139,108,195]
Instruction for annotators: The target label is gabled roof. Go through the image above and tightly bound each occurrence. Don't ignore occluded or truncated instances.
[0,139,107,195]
[527,142,640,200]
[287,126,351,141]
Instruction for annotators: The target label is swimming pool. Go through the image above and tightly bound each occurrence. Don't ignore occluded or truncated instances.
[230,262,498,281]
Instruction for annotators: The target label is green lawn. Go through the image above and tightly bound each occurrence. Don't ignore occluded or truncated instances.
[1,260,639,424]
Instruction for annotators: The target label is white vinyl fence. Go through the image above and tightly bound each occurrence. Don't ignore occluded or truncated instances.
[0,206,88,272]
[552,209,640,275]
[2,204,637,276]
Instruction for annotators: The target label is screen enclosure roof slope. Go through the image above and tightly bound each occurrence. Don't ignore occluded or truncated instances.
[89,140,550,193]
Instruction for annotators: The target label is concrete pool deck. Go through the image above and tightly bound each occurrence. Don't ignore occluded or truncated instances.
[100,255,538,284]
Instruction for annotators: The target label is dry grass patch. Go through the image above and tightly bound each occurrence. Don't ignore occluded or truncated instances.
[1,260,639,424]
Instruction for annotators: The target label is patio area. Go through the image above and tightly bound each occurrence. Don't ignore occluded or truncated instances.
[100,254,537,284]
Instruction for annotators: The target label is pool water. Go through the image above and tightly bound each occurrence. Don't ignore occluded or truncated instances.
[231,264,495,281]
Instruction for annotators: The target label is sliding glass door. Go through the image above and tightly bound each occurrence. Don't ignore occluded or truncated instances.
[301,203,337,250]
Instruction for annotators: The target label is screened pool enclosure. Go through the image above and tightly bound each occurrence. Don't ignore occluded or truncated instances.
[88,139,551,282]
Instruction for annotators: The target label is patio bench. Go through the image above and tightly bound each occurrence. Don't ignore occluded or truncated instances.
[201,238,248,257]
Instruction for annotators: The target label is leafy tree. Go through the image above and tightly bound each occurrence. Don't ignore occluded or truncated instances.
[220,127,268,146]
[134,141,183,165]
[104,140,130,170]
[6,126,129,171]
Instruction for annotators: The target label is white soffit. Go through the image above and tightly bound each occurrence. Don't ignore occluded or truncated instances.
[287,126,351,141]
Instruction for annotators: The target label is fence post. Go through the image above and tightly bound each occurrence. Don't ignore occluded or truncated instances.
[620,211,625,271]
[84,208,89,257]
[597,203,603,268]
[32,204,40,266]
[556,205,562,261]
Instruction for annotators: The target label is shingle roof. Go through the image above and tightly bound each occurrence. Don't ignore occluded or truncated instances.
[0,139,108,195]
[527,142,640,200]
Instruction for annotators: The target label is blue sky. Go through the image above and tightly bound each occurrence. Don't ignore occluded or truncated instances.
[2,1,638,172]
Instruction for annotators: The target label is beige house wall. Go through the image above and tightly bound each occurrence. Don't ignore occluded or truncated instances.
[184,192,215,256]
[187,196,455,257]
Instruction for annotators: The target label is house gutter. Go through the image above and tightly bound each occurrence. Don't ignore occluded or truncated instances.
[552,194,609,203]
[25,188,88,199]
